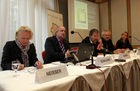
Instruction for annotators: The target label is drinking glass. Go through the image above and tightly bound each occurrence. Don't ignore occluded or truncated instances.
[12,60,20,77]
[133,49,137,57]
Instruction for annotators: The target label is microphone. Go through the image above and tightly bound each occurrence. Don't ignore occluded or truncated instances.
[71,30,83,40]
[129,35,140,42]
[101,47,106,56]
[69,50,79,65]
[71,31,74,34]
[73,53,79,62]
[71,53,79,65]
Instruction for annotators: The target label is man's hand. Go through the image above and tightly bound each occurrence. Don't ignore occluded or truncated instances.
[66,50,71,58]
[18,64,24,70]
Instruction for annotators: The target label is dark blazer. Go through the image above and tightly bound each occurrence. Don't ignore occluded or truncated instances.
[101,37,115,54]
[82,37,102,56]
[44,36,70,64]
[82,37,91,43]
[1,41,38,70]
[116,38,133,50]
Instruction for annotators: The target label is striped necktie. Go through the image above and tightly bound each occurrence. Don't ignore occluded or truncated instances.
[59,41,65,53]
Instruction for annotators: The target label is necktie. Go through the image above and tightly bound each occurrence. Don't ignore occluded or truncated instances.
[59,41,65,53]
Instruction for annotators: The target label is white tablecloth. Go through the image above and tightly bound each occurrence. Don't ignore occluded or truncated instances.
[0,53,140,91]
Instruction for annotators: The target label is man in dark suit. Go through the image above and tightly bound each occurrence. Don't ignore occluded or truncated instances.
[44,26,71,64]
[1,26,43,70]
[82,29,102,56]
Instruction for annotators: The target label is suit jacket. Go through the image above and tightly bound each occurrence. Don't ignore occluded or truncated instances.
[116,38,133,50]
[101,37,115,54]
[44,36,69,64]
[1,41,38,70]
[82,37,102,56]
[82,37,91,44]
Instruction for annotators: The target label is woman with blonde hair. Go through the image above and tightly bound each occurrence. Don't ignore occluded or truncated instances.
[1,26,43,70]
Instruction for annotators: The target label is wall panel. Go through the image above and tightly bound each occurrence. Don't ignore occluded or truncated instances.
[99,2,109,33]
[111,0,127,44]
[131,0,140,45]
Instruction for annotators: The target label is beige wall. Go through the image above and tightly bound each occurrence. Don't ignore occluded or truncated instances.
[99,2,109,33]
[131,0,140,45]
[111,0,127,44]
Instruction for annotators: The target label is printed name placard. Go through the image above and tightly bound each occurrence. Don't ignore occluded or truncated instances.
[95,56,113,66]
[35,65,68,83]
[136,49,140,55]
[118,53,130,60]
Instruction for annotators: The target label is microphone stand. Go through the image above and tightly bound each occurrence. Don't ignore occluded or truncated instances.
[103,48,106,56]
[77,32,83,40]
[86,46,106,69]
[86,50,100,69]
[131,36,140,42]
[71,31,83,40]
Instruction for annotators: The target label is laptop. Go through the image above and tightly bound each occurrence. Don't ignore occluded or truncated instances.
[71,43,94,62]
[61,43,94,64]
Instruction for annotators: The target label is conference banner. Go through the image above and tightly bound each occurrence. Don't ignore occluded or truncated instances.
[47,9,63,36]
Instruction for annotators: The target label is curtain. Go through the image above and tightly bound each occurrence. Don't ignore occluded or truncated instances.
[54,0,59,12]
[0,0,55,70]
[0,0,11,70]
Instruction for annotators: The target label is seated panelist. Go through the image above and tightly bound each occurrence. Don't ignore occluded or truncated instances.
[1,26,43,70]
[44,26,71,64]
[82,29,102,56]
[101,30,117,54]
[116,32,133,51]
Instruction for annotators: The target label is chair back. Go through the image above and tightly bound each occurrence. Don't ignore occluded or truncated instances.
[42,51,45,61]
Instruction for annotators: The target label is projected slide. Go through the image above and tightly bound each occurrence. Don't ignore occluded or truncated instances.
[74,1,88,29]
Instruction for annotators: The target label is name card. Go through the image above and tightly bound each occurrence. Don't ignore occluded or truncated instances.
[136,49,140,55]
[95,56,113,66]
[118,53,130,60]
[35,65,68,83]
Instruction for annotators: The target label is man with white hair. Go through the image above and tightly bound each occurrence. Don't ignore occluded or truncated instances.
[44,26,71,63]
[101,30,115,54]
